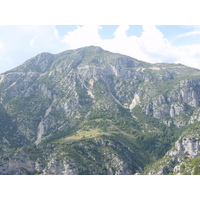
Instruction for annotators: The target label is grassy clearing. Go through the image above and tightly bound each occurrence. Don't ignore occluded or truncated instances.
[55,118,137,144]
[56,127,109,143]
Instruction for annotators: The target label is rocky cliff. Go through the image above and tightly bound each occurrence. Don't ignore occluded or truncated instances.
[145,122,200,175]
[0,133,146,175]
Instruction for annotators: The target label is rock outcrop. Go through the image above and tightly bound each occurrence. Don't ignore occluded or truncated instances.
[145,123,200,175]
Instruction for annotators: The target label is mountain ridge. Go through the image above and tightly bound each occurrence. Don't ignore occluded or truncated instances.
[4,46,193,74]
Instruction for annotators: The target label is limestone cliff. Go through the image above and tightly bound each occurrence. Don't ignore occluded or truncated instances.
[145,122,200,175]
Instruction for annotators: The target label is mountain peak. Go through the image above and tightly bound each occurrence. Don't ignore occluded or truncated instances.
[1,45,200,174]
[76,45,104,52]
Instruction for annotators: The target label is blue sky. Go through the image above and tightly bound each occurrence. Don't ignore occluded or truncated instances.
[1,25,200,73]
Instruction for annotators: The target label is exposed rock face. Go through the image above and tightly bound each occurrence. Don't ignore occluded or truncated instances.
[0,137,144,175]
[130,94,140,110]
[146,124,200,175]
[189,108,200,124]
[169,135,200,158]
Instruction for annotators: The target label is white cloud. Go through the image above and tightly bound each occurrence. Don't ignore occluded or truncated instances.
[62,25,101,49]
[61,25,200,69]
[1,25,200,74]
[30,36,37,47]
[139,25,170,52]
[62,25,152,62]
[175,44,200,68]
[177,31,200,38]
[0,25,68,73]
[114,25,129,39]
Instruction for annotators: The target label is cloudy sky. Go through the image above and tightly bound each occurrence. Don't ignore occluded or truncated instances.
[1,25,200,73]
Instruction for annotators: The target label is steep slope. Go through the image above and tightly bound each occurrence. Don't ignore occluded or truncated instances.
[0,125,147,175]
[144,122,200,175]
[1,46,200,174]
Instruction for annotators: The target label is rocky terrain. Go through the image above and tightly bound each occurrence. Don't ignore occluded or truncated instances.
[1,46,200,174]
[144,122,200,175]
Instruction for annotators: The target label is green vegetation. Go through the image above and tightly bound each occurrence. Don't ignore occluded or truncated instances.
[87,106,139,134]
[132,106,179,157]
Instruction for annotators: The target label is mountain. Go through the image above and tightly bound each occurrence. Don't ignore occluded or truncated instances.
[1,46,200,174]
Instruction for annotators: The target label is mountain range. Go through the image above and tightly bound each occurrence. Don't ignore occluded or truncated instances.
[0,46,200,174]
